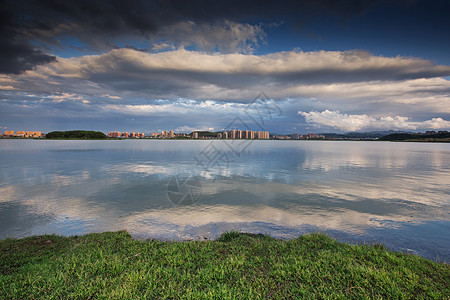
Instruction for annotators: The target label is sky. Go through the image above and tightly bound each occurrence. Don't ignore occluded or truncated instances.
[1,0,450,134]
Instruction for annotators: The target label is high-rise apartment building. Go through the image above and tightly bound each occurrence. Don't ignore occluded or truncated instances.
[226,129,271,139]
[244,130,254,139]
[256,131,269,139]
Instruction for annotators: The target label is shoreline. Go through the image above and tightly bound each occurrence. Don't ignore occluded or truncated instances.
[1,137,450,143]
[1,230,449,298]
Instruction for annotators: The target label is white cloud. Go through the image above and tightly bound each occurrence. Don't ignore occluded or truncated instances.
[103,101,244,116]
[174,125,215,132]
[100,94,121,99]
[298,110,450,131]
[48,92,86,103]
[151,42,175,52]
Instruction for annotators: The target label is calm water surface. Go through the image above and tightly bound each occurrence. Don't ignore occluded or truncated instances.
[0,139,449,261]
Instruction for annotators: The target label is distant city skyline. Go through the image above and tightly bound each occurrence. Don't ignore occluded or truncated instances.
[3,128,448,141]
[1,1,449,133]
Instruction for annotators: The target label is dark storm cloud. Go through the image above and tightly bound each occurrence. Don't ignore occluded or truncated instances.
[0,3,56,74]
[1,0,382,74]
[0,39,56,74]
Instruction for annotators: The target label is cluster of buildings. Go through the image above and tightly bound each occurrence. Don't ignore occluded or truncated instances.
[273,133,325,140]
[215,130,270,139]
[295,133,325,139]
[2,130,42,137]
[67,129,272,139]
[147,129,271,139]
[422,131,448,135]
[150,131,176,138]
[107,131,145,138]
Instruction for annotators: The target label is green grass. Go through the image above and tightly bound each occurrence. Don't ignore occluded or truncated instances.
[1,231,448,299]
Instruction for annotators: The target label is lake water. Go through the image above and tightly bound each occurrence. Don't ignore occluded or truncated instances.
[0,139,449,261]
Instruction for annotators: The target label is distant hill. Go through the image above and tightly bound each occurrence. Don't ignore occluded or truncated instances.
[262,130,414,139]
[46,130,107,139]
[379,132,450,141]
[320,131,410,139]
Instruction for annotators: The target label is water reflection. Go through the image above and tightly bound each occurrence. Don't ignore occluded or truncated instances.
[0,140,449,261]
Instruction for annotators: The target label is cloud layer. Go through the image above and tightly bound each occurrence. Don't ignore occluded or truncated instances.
[3,48,450,99]
[1,48,450,132]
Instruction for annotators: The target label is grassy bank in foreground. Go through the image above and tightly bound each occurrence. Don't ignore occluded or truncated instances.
[1,231,448,299]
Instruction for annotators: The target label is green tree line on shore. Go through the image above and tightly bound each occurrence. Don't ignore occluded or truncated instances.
[46,130,107,139]
[380,132,450,141]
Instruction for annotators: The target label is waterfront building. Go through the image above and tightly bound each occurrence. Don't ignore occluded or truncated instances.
[223,131,228,139]
[192,132,199,139]
[108,131,121,137]
[3,130,42,137]
[25,131,42,137]
[256,131,269,139]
